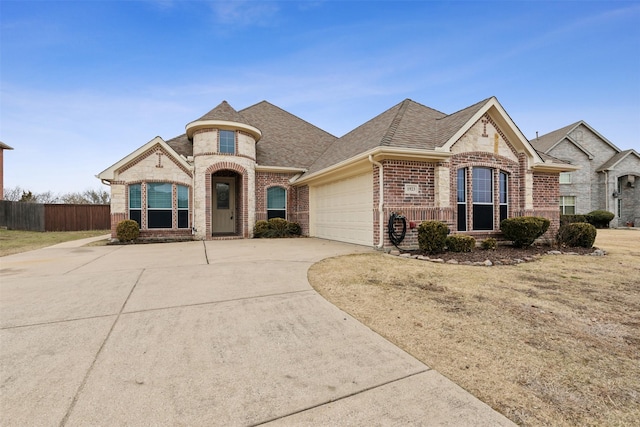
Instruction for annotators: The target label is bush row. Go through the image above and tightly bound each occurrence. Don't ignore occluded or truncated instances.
[416,215,596,254]
[253,218,302,238]
[561,210,614,229]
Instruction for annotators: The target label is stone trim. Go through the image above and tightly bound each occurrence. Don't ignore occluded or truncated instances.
[204,162,249,238]
[195,152,256,162]
[118,145,193,177]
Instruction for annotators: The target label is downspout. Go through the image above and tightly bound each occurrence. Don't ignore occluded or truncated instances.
[190,159,197,237]
[604,170,609,213]
[369,155,384,249]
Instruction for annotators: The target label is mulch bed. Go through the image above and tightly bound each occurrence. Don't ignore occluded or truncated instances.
[394,245,602,266]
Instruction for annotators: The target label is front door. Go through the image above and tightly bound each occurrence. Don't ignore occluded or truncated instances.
[212,177,235,234]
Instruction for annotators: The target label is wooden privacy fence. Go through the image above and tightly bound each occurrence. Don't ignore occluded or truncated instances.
[0,201,110,231]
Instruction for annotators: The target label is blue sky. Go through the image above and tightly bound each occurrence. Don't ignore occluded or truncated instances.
[1,0,639,194]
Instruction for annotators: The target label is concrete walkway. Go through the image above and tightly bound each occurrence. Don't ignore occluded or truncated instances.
[0,238,515,426]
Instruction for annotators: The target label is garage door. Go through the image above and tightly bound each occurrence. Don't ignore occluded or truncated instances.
[310,172,373,246]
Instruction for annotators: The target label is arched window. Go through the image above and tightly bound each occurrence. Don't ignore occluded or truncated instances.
[267,187,286,220]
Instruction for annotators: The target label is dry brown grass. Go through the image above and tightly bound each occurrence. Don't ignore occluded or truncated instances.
[309,229,640,426]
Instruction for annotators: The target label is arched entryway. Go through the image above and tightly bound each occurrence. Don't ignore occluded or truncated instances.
[205,164,248,238]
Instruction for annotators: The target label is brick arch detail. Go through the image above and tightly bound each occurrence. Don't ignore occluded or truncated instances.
[450,152,523,233]
[204,162,250,238]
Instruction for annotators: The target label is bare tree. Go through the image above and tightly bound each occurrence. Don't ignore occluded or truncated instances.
[60,188,110,204]
[3,186,24,201]
[3,186,109,204]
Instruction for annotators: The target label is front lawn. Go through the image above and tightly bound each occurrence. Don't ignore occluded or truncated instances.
[0,229,110,256]
[309,229,640,426]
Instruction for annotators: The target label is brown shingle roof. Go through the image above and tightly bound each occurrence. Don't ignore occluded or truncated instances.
[597,149,640,171]
[306,99,492,175]
[529,121,581,153]
[194,100,251,124]
[240,101,337,169]
[435,98,491,144]
[165,134,192,158]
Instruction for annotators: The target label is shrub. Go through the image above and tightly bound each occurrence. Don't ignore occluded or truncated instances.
[557,222,597,248]
[254,218,302,238]
[500,216,550,248]
[560,214,590,226]
[418,221,449,254]
[587,210,614,229]
[253,220,269,238]
[266,218,289,237]
[116,219,139,242]
[481,237,497,250]
[287,222,302,236]
[446,234,476,252]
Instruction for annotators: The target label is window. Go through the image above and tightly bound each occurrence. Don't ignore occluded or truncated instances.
[472,167,493,230]
[177,185,189,229]
[129,184,141,227]
[267,186,286,219]
[147,183,173,228]
[219,130,235,154]
[457,168,467,231]
[560,196,576,215]
[499,172,508,223]
[559,172,571,184]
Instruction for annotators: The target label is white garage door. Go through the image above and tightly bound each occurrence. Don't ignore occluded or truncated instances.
[310,172,373,246]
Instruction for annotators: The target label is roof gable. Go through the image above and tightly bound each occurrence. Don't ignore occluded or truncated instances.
[597,149,640,171]
[436,97,543,164]
[531,120,621,156]
[97,136,192,181]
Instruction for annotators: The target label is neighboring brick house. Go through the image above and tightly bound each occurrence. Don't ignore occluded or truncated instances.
[531,121,640,227]
[98,97,575,248]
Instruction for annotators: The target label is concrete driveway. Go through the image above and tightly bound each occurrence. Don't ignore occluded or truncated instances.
[0,238,514,426]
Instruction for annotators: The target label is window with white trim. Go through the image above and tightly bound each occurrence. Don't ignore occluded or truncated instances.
[219,130,235,154]
[499,171,508,223]
[472,167,494,230]
[457,168,467,231]
[560,196,576,215]
[177,185,189,229]
[559,172,571,184]
[129,184,141,227]
[147,183,173,228]
[267,186,286,220]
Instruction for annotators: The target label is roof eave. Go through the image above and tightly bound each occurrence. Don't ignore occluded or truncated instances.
[185,119,262,141]
[531,162,581,173]
[293,147,452,186]
[255,165,308,174]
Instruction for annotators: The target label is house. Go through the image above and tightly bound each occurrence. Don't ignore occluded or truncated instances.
[0,141,14,200]
[531,121,640,227]
[97,97,576,248]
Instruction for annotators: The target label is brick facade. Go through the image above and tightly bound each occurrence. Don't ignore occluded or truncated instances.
[101,99,572,246]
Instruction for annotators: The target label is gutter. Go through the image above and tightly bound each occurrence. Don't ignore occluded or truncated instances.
[368,155,384,249]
